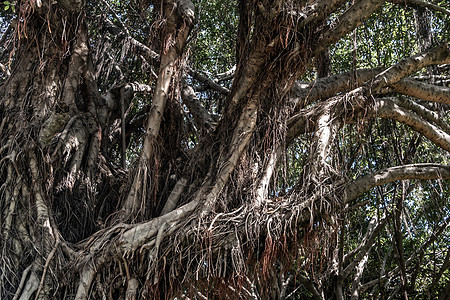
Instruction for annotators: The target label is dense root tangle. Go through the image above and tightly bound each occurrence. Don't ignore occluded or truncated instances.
[1,0,449,299]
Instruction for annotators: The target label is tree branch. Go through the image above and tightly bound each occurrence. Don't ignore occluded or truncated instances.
[360,216,450,293]
[297,0,348,28]
[361,43,450,93]
[389,0,450,15]
[344,164,450,204]
[103,19,160,65]
[389,97,450,134]
[188,67,230,95]
[373,97,450,152]
[289,67,383,110]
[343,213,389,273]
[181,83,216,131]
[122,0,195,219]
[390,78,450,105]
[314,0,386,55]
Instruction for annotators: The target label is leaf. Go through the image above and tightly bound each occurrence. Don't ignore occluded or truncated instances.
[4,5,9,10]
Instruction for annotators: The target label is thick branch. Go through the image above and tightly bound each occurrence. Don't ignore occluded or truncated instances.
[390,97,450,134]
[367,43,450,92]
[344,164,450,204]
[160,177,188,216]
[374,98,450,152]
[315,0,385,55]
[289,68,382,110]
[297,0,347,28]
[122,0,194,218]
[391,78,450,105]
[288,44,450,142]
[389,0,450,15]
[181,84,216,131]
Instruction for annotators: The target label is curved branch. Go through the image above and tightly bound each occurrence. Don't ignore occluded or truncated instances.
[363,43,450,93]
[389,0,450,15]
[374,98,450,152]
[289,68,382,110]
[389,97,450,134]
[314,0,386,55]
[344,164,450,204]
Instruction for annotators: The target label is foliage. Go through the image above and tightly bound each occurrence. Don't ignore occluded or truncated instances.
[0,0,449,299]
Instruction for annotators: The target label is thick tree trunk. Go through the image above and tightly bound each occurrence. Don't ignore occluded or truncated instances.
[1,0,449,299]
[0,1,106,298]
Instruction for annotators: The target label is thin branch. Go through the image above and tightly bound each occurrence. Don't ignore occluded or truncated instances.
[343,213,389,273]
[103,18,160,65]
[389,0,450,15]
[431,250,450,291]
[360,216,450,293]
[99,0,131,35]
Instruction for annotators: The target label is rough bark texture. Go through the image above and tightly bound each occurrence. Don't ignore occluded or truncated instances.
[0,0,449,299]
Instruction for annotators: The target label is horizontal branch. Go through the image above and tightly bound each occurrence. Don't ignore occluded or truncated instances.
[344,164,450,204]
[391,78,450,104]
[188,67,230,95]
[389,0,450,15]
[289,68,382,110]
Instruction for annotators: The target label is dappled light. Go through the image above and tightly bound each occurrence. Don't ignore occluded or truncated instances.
[0,0,449,299]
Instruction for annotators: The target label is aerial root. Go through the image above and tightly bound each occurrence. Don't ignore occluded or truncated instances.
[13,265,39,300]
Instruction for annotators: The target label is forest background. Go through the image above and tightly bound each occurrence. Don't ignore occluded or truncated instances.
[0,0,449,299]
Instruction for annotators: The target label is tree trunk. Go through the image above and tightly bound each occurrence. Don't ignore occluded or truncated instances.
[1,0,449,299]
[0,2,89,299]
